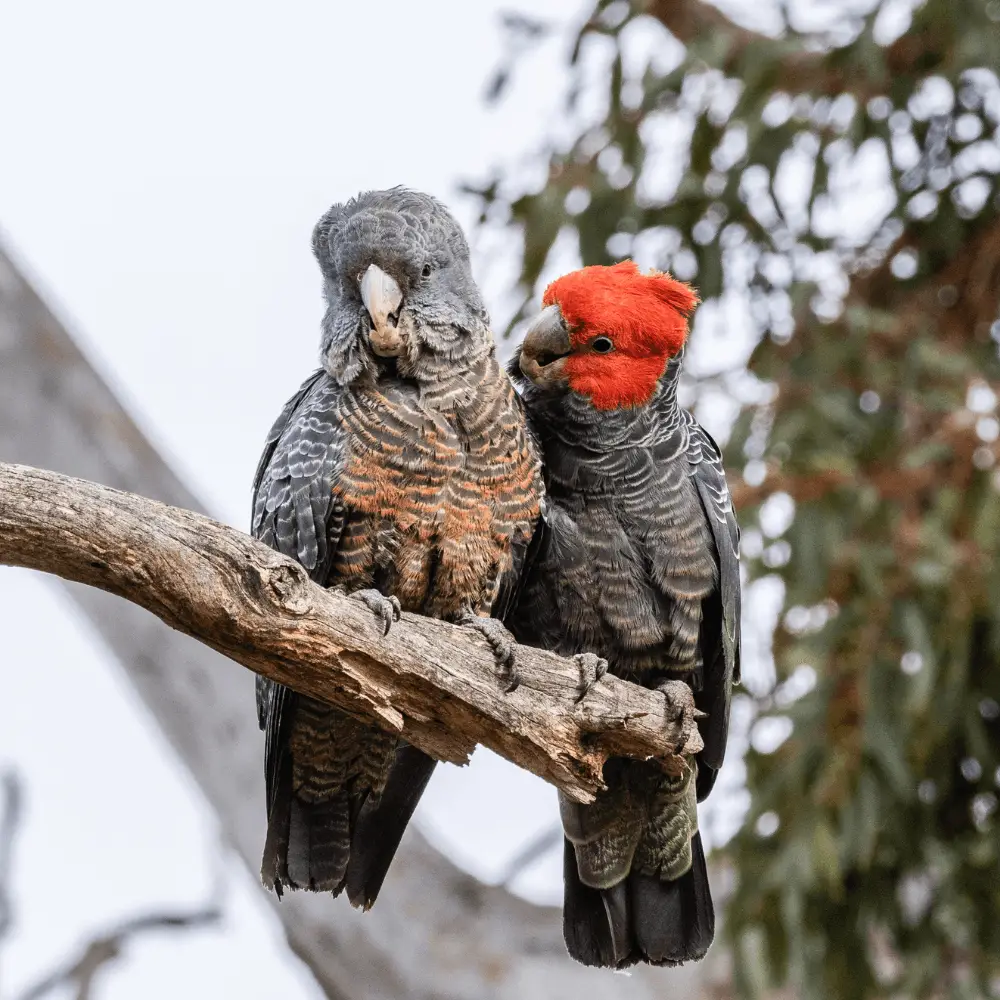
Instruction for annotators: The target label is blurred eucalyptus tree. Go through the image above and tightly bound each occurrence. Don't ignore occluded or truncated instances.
[474,1,1000,997]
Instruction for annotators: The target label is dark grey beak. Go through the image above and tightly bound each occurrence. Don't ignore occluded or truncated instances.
[518,304,571,385]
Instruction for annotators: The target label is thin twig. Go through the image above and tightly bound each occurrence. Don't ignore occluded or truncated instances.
[15,905,222,1000]
[500,823,563,888]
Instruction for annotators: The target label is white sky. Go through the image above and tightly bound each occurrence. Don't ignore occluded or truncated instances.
[0,1,586,996]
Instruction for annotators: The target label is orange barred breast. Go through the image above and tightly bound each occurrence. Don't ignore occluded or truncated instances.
[331,369,541,620]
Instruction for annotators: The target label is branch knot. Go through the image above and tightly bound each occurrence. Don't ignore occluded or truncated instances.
[266,561,313,615]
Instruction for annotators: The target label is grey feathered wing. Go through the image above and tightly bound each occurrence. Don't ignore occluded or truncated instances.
[252,371,436,903]
[607,418,740,966]
[561,417,741,969]
[686,416,741,801]
[253,370,347,893]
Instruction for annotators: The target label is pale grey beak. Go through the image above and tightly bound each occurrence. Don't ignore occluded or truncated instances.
[360,264,405,357]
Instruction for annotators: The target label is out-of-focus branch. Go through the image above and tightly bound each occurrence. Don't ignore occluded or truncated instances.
[15,906,221,1000]
[0,770,220,1000]
[855,214,1000,336]
[0,770,24,995]
[0,772,22,939]
[648,0,952,100]
[499,823,563,889]
[732,436,998,511]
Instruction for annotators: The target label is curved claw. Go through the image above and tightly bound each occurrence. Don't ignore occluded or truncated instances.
[459,613,520,693]
[355,589,401,637]
[656,678,705,760]
[572,652,609,703]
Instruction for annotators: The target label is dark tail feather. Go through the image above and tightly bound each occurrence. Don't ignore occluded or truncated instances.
[260,755,291,897]
[562,840,621,967]
[696,762,720,801]
[260,745,300,895]
[285,797,351,891]
[345,745,437,909]
[629,831,715,966]
[261,746,435,903]
[562,833,715,968]
[260,741,352,894]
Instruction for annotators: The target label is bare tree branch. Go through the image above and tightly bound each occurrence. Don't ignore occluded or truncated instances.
[0,461,702,804]
[15,905,221,1000]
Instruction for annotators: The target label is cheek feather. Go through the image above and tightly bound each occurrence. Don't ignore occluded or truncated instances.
[564,354,667,410]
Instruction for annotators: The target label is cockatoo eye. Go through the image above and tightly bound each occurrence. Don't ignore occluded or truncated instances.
[421,263,432,278]
[592,336,614,353]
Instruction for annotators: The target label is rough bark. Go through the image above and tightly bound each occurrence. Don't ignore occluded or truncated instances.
[0,242,729,999]
[0,461,703,803]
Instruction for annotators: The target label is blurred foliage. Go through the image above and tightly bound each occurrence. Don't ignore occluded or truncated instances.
[472,0,1000,997]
